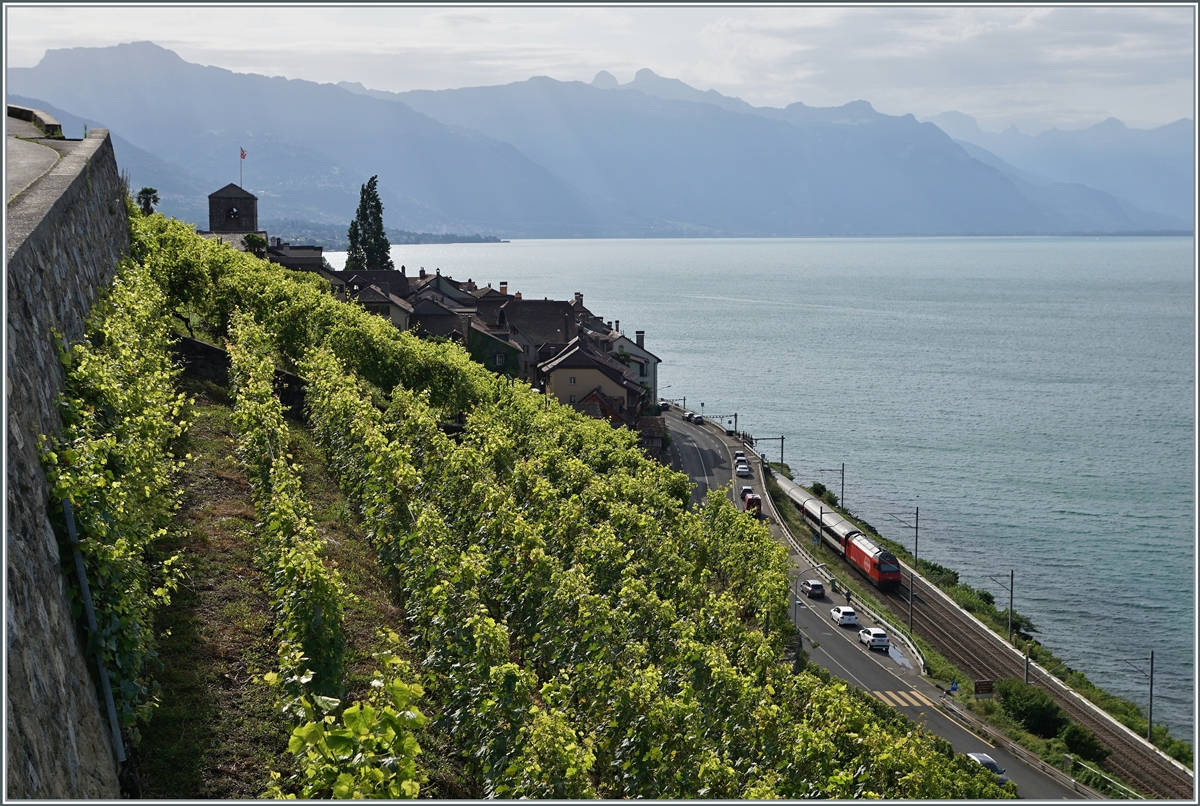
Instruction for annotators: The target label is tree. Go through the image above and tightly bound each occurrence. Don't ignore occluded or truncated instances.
[345,175,393,273]
[241,232,268,259]
[995,678,1068,738]
[136,187,159,216]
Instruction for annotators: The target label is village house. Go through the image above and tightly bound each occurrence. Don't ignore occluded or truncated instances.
[537,336,647,427]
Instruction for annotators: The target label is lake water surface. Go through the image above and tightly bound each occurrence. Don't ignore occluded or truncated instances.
[328,236,1195,738]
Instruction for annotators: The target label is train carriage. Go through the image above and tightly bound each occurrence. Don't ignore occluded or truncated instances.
[780,474,901,591]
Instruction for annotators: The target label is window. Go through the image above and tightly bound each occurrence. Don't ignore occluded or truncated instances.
[494,354,505,367]
[639,362,646,377]
[569,395,576,404]
[569,376,576,385]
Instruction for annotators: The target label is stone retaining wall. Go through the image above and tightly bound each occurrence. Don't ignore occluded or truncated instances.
[6,127,128,798]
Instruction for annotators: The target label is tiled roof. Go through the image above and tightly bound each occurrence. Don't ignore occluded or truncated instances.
[351,283,413,312]
[337,270,411,299]
[208,183,257,199]
[500,299,578,346]
[469,319,521,350]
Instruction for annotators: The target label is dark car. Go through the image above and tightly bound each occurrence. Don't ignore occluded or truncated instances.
[800,579,825,598]
[659,400,670,411]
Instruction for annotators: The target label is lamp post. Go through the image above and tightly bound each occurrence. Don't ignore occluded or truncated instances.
[987,570,1015,644]
[887,507,920,633]
[1121,652,1156,742]
[756,436,785,475]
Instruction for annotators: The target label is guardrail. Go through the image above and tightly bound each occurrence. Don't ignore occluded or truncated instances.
[937,695,1114,799]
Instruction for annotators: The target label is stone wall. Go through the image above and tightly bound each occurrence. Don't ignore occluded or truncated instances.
[6,127,129,798]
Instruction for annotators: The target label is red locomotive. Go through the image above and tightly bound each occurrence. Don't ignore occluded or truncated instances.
[845,534,902,590]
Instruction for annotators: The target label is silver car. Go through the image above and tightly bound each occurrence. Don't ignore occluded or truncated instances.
[967,752,1011,787]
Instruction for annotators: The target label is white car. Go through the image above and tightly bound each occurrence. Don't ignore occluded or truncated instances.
[735,463,752,477]
[858,627,889,650]
[830,605,858,626]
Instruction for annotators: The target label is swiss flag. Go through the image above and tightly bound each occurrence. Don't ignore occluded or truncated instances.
[240,148,246,159]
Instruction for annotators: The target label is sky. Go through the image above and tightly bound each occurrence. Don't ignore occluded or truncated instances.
[4,4,1196,134]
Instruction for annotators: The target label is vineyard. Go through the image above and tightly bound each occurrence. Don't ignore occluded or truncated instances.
[42,206,1012,798]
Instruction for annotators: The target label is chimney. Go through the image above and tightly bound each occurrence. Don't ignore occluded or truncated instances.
[574,292,583,305]
[606,321,612,329]
[500,281,508,294]
[400,264,406,276]
[419,267,426,279]
[636,331,645,349]
[515,291,522,299]
[615,320,620,334]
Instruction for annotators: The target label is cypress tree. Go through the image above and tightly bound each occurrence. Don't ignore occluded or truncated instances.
[345,175,393,272]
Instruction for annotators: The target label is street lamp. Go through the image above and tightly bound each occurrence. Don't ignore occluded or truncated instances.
[986,570,1015,644]
[1121,652,1156,742]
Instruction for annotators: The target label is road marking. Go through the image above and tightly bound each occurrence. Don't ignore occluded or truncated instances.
[874,690,936,708]
[908,689,935,706]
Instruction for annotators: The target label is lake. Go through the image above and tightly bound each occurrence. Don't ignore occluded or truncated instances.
[328,236,1195,738]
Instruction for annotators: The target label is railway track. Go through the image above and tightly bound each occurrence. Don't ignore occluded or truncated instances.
[768,472,1194,799]
[877,574,1195,800]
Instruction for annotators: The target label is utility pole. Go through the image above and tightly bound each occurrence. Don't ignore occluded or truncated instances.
[1121,652,1156,743]
[888,506,919,634]
[987,570,1015,644]
[818,464,847,508]
[1148,650,1154,742]
[1009,569,1014,644]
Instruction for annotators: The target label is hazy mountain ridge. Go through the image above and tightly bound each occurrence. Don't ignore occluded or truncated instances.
[9,42,1190,236]
[8,42,608,235]
[377,75,1182,234]
[924,111,1193,222]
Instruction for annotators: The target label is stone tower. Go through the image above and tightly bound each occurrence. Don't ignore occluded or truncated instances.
[207,183,258,232]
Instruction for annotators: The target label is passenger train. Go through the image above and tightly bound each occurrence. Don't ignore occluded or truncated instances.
[777,475,902,590]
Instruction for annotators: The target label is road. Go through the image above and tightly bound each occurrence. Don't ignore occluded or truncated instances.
[663,406,1087,800]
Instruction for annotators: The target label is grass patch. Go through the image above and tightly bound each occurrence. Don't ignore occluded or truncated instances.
[137,387,287,798]
[138,379,479,796]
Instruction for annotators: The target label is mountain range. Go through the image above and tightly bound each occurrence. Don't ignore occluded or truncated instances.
[8,41,1192,237]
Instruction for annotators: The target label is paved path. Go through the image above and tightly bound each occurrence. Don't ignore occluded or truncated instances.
[7,115,61,203]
